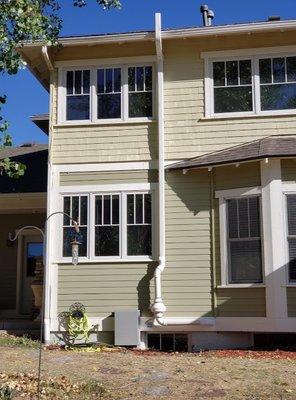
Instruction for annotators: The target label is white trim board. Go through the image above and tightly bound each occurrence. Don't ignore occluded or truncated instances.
[55,161,158,173]
[59,183,157,193]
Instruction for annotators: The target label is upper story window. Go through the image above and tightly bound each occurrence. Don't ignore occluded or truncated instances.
[206,52,296,117]
[60,64,154,124]
[66,70,90,120]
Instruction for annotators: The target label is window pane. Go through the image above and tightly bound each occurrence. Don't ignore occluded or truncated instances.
[213,62,225,87]
[128,67,135,91]
[136,67,144,91]
[161,334,174,352]
[104,195,111,225]
[80,196,88,226]
[259,59,272,84]
[145,67,152,91]
[63,226,87,258]
[66,95,90,120]
[229,240,262,283]
[83,70,90,94]
[175,334,188,352]
[106,68,113,93]
[288,238,296,281]
[95,226,119,256]
[260,83,296,111]
[97,69,104,93]
[114,68,121,92]
[226,61,238,86]
[74,70,82,94]
[227,199,238,239]
[239,60,252,85]
[273,58,285,83]
[238,198,249,238]
[144,194,152,224]
[127,225,152,256]
[63,197,70,225]
[95,196,102,225]
[249,197,260,237]
[129,92,152,118]
[112,195,119,224]
[287,57,296,82]
[287,195,296,235]
[127,194,134,224]
[72,196,79,224]
[214,86,252,113]
[136,194,143,224]
[98,93,121,119]
[66,71,73,95]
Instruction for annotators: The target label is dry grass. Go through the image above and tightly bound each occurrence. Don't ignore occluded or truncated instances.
[0,340,295,399]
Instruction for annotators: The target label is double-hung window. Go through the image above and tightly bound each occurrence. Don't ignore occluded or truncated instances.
[220,195,263,284]
[61,64,154,123]
[207,51,296,117]
[61,192,153,261]
[286,195,296,282]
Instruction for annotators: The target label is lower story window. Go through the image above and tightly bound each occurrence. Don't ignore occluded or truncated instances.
[225,196,262,284]
[62,191,153,260]
[286,195,296,282]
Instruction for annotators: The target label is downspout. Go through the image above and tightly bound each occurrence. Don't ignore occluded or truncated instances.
[150,13,167,325]
[149,18,214,328]
[42,45,54,344]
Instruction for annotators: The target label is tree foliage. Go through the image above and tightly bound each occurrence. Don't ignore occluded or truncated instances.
[0,0,121,177]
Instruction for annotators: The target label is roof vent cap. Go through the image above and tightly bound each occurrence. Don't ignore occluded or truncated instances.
[200,4,215,27]
[268,16,281,22]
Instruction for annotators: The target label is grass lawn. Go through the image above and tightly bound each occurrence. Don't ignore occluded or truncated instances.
[0,334,295,399]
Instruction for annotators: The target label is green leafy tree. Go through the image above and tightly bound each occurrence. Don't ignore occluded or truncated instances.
[0,0,121,177]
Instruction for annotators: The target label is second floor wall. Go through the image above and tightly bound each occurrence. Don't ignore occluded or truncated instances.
[49,29,296,164]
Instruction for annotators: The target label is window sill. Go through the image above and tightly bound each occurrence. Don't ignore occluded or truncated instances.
[200,111,296,122]
[55,118,157,128]
[216,284,266,289]
[55,257,155,264]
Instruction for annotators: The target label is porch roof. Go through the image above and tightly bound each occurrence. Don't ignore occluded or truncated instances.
[166,135,296,171]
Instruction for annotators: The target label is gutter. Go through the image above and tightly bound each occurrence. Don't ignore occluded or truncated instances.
[20,19,296,48]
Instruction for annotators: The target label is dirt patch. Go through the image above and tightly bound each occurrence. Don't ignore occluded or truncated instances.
[0,344,295,399]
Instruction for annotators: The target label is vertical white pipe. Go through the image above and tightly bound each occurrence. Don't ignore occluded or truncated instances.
[151,13,167,323]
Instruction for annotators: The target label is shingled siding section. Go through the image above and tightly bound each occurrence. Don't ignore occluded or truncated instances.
[163,33,296,161]
[281,159,296,317]
[164,169,213,317]
[213,162,266,317]
[59,170,158,186]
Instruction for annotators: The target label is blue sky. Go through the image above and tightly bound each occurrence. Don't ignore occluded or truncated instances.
[1,0,296,145]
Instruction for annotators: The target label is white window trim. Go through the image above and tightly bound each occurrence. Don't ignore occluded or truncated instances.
[58,61,156,125]
[282,190,296,285]
[57,186,156,264]
[204,47,296,118]
[215,186,264,287]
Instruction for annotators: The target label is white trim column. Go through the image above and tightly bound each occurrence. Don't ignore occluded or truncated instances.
[261,159,287,325]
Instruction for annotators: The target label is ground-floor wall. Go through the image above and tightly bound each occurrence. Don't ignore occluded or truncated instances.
[47,159,296,348]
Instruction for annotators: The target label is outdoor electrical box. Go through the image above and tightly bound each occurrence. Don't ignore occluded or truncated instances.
[114,310,140,346]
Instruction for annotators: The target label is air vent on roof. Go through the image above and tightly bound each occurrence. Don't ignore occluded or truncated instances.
[268,16,281,22]
[200,5,215,27]
[20,143,35,147]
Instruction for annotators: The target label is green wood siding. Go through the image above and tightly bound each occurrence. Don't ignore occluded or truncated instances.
[165,169,213,317]
[216,288,266,317]
[281,159,296,183]
[60,170,158,186]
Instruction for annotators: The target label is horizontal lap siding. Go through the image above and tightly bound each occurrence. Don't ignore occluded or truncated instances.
[163,38,296,161]
[52,123,158,164]
[281,159,296,183]
[60,170,158,186]
[58,263,156,317]
[287,288,296,317]
[212,163,266,316]
[165,169,213,317]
